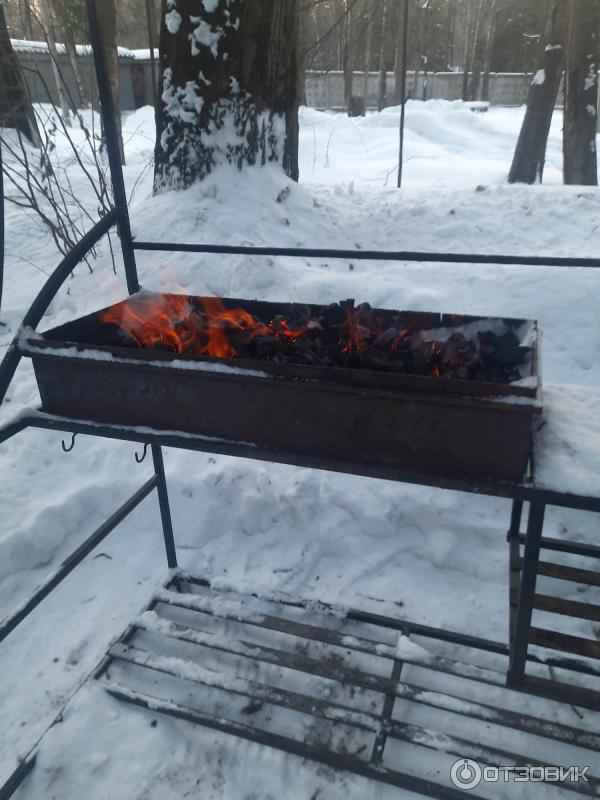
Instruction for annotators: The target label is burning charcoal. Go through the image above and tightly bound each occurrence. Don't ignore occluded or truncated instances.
[363,346,389,369]
[321,302,347,329]
[373,327,399,348]
[252,336,281,357]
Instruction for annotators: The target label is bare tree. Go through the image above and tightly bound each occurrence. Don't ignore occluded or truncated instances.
[377,0,388,110]
[480,0,497,100]
[563,0,599,185]
[37,0,72,126]
[53,0,89,108]
[97,0,125,164]
[154,0,300,192]
[362,0,373,106]
[508,1,565,184]
[0,0,40,144]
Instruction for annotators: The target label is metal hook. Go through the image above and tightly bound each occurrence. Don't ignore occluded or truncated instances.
[135,443,149,464]
[61,433,77,453]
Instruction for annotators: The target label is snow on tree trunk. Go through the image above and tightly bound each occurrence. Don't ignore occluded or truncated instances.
[154,0,300,193]
[508,1,565,185]
[0,1,40,144]
[563,0,599,186]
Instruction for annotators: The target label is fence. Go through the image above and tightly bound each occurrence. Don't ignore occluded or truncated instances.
[305,70,557,110]
[12,39,561,112]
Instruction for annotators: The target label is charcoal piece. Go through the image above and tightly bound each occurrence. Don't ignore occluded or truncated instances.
[321,303,347,328]
[373,327,399,348]
[363,346,389,368]
[252,336,280,357]
[497,330,520,350]
[493,346,531,368]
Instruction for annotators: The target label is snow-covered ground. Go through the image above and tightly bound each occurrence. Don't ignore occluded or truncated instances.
[1,101,600,798]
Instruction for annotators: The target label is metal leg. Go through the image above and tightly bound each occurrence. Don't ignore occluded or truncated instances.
[507,499,524,647]
[85,0,139,295]
[508,501,545,686]
[151,445,177,569]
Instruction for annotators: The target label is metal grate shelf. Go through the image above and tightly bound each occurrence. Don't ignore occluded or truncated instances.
[95,572,600,798]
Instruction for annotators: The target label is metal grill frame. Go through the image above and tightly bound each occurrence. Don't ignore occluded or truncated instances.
[2,1,600,796]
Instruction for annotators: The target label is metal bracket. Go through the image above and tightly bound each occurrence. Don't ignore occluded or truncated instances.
[134,443,148,463]
[61,433,77,452]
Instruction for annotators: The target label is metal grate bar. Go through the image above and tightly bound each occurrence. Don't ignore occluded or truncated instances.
[0,476,158,644]
[517,674,600,713]
[108,643,381,732]
[518,533,600,560]
[529,628,600,661]
[133,602,600,752]
[533,594,600,622]
[157,588,508,688]
[532,561,600,588]
[0,757,36,800]
[106,643,600,798]
[103,682,487,800]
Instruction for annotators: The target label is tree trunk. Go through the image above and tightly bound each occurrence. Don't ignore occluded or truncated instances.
[447,0,457,70]
[508,1,565,184]
[145,0,158,105]
[0,1,40,144]
[154,0,300,192]
[38,0,72,126]
[62,26,89,108]
[563,0,599,185]
[480,0,497,101]
[342,0,353,114]
[377,0,388,111]
[461,0,473,101]
[393,0,407,105]
[96,0,124,164]
[467,0,484,100]
[362,3,373,108]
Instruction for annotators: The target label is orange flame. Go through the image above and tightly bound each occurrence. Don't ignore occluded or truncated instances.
[100,293,273,359]
[341,307,368,356]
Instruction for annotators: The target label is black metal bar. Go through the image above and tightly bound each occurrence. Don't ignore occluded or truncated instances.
[0,415,28,446]
[104,683,487,800]
[0,756,36,800]
[397,0,410,188]
[151,445,177,569]
[518,532,600,559]
[0,135,4,320]
[507,499,523,645]
[0,476,157,644]
[533,594,600,622]
[347,607,509,656]
[532,560,600,587]
[132,239,600,269]
[85,0,139,295]
[0,210,118,409]
[518,674,600,713]
[508,501,545,684]
[106,644,600,797]
[134,608,600,752]
[371,656,402,764]
[108,642,380,731]
[10,412,600,513]
[529,627,600,660]
[178,571,600,680]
